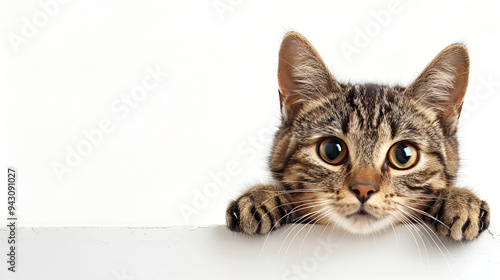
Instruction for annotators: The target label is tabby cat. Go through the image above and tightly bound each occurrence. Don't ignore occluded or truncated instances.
[226,32,490,241]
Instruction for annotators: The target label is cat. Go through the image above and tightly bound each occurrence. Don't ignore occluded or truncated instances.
[226,31,490,241]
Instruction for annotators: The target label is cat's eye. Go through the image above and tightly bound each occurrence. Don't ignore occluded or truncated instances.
[387,142,419,170]
[317,138,348,165]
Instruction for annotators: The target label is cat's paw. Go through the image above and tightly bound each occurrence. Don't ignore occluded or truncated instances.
[425,187,490,241]
[226,184,295,235]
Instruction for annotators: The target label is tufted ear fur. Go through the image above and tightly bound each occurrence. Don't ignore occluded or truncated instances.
[405,44,470,128]
[277,32,340,124]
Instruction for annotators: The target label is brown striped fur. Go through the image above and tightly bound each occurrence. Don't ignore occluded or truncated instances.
[226,32,490,241]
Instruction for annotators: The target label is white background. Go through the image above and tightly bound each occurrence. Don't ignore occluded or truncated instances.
[1,1,500,279]
[1,0,499,230]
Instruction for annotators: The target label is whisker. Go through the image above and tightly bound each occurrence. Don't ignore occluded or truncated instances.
[399,209,452,272]
[388,217,400,245]
[403,211,429,266]
[277,200,332,239]
[392,211,423,265]
[271,200,326,231]
[256,189,328,207]
[260,197,326,226]
[277,207,327,266]
[274,180,325,186]
[401,194,488,211]
[405,200,432,209]
[403,210,452,256]
[298,208,335,257]
[394,202,451,232]
[283,208,333,267]
[257,199,327,262]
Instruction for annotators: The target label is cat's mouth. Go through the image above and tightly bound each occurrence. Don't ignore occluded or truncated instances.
[346,208,377,220]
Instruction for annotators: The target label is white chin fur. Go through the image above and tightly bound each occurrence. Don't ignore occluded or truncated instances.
[329,214,395,235]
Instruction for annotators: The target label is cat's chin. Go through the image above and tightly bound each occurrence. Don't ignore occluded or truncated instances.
[329,213,394,235]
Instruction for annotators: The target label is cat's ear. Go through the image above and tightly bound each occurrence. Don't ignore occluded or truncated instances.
[406,43,470,122]
[278,32,340,123]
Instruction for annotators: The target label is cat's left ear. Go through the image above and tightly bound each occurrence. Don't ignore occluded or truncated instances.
[406,43,469,122]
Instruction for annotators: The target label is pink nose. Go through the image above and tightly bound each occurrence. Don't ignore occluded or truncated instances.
[349,184,378,203]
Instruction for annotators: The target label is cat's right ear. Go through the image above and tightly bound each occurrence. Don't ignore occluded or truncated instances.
[278,32,340,123]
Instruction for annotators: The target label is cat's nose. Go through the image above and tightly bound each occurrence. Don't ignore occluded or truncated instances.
[349,183,378,203]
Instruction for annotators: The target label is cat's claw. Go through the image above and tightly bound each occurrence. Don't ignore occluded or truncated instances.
[425,187,490,241]
[226,184,295,235]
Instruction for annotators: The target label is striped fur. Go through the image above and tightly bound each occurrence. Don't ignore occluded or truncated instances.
[226,32,490,241]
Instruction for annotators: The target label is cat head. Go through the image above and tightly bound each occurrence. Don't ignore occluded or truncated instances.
[270,32,469,234]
